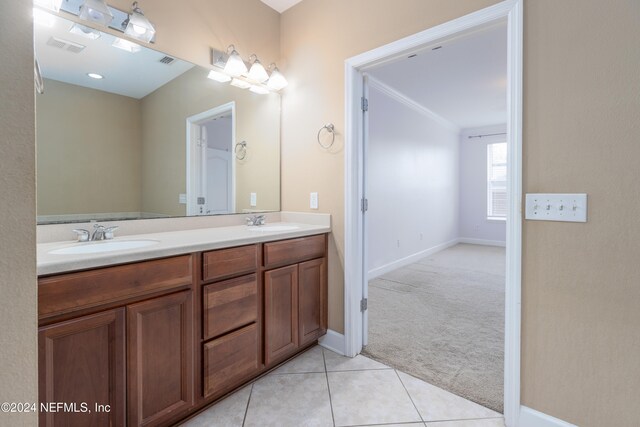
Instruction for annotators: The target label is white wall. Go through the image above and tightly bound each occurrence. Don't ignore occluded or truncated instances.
[459,124,507,244]
[204,116,232,151]
[367,84,460,277]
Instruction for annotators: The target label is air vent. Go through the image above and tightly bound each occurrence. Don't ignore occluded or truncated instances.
[158,56,175,65]
[46,37,86,53]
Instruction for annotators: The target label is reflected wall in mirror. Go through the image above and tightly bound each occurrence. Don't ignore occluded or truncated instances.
[35,12,280,224]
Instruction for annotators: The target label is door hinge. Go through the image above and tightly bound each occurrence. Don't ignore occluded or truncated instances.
[361,97,369,112]
[361,198,368,212]
[360,298,368,312]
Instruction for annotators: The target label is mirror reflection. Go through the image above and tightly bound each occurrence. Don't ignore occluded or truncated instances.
[35,13,281,224]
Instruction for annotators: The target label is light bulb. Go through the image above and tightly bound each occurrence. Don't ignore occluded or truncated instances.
[224,47,248,77]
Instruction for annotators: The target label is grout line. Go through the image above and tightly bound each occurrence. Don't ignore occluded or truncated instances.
[241,382,254,427]
[322,348,337,427]
[340,421,429,426]
[269,370,327,375]
[394,369,425,424]
[326,367,393,373]
[426,416,504,424]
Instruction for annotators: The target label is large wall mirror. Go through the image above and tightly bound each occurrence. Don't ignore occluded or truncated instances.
[35,12,280,224]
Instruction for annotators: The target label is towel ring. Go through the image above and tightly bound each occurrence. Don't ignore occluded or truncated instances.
[317,123,335,149]
[235,141,247,160]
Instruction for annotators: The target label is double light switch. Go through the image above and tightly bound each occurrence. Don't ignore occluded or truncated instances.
[525,193,587,222]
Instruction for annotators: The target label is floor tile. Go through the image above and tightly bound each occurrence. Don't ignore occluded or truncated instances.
[328,369,422,426]
[352,424,425,427]
[179,385,251,427]
[244,373,333,427]
[324,347,391,371]
[426,418,504,427]
[398,371,501,422]
[271,345,326,374]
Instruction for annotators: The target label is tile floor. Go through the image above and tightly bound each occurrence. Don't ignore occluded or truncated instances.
[181,346,503,427]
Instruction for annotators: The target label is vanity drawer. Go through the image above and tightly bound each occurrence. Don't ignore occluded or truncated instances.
[203,274,258,340]
[38,255,193,321]
[263,234,326,268]
[203,323,259,398]
[202,245,258,282]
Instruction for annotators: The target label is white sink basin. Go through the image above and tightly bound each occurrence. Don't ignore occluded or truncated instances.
[49,239,160,255]
[247,225,301,232]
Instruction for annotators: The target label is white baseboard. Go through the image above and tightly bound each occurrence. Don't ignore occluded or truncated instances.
[458,237,506,247]
[368,238,459,280]
[519,406,577,427]
[319,329,345,355]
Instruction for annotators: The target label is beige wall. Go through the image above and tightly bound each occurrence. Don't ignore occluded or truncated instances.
[36,79,142,215]
[280,0,640,426]
[140,67,280,215]
[0,2,38,426]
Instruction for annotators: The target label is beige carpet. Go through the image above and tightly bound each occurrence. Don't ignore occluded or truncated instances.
[362,243,505,412]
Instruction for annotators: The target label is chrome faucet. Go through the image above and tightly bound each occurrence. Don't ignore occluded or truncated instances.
[246,215,266,226]
[72,224,119,242]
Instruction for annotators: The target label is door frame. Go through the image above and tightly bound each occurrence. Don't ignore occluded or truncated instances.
[343,1,523,426]
[186,102,236,216]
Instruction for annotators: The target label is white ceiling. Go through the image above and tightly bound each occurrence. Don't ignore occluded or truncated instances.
[368,22,508,129]
[35,13,194,99]
[260,0,304,13]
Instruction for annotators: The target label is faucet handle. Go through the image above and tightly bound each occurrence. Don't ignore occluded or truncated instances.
[104,226,119,240]
[72,229,90,242]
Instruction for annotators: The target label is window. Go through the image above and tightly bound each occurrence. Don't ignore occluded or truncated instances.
[487,142,507,219]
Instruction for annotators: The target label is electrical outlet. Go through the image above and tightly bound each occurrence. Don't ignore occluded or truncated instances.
[310,192,319,209]
[250,192,257,207]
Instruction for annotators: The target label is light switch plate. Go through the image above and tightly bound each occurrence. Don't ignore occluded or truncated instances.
[250,192,257,207]
[178,193,187,204]
[310,192,319,209]
[525,193,587,222]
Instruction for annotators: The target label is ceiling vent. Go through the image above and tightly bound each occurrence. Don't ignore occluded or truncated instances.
[46,37,86,53]
[158,55,175,65]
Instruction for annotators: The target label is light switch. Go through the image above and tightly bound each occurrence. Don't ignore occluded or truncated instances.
[250,192,257,207]
[178,193,187,204]
[525,193,587,222]
[310,192,319,209]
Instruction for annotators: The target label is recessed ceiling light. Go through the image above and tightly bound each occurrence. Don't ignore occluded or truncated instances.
[87,73,104,79]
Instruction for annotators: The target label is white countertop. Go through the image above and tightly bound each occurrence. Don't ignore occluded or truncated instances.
[37,222,330,276]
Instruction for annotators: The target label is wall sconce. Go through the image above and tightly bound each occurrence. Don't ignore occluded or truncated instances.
[78,0,114,27]
[209,47,288,94]
[122,2,156,43]
[224,45,248,77]
[267,64,288,91]
[112,37,142,53]
[248,54,269,83]
[69,23,102,40]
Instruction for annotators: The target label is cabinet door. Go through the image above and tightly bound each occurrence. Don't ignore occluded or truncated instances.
[264,264,299,365]
[128,291,194,426]
[39,308,125,427]
[298,258,328,346]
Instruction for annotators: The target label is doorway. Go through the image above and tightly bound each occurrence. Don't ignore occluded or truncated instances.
[344,1,522,426]
[186,102,236,216]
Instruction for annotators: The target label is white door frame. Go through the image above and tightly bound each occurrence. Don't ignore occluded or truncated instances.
[186,102,236,216]
[343,1,523,426]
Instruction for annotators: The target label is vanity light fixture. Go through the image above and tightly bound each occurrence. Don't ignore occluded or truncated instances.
[249,85,269,95]
[248,54,269,83]
[267,64,288,91]
[230,78,252,89]
[112,37,142,53]
[122,2,156,43]
[34,0,63,12]
[207,69,232,83]
[78,0,114,27]
[224,45,248,77]
[87,73,104,79]
[33,8,55,27]
[69,23,101,40]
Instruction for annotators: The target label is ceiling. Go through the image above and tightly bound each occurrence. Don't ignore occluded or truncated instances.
[367,21,508,130]
[260,0,304,13]
[35,12,194,99]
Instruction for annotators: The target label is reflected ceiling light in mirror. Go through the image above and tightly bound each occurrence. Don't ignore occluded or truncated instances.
[122,2,156,43]
[248,54,269,83]
[249,85,269,95]
[79,0,114,27]
[207,69,231,83]
[34,0,63,12]
[224,45,248,77]
[112,37,142,53]
[69,23,101,40]
[230,78,251,89]
[87,73,104,79]
[267,64,288,91]
[33,8,55,27]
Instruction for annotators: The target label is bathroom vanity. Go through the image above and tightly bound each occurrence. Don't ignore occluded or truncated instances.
[37,224,328,427]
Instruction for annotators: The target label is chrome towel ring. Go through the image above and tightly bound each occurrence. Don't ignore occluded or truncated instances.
[235,141,247,160]
[317,123,335,149]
